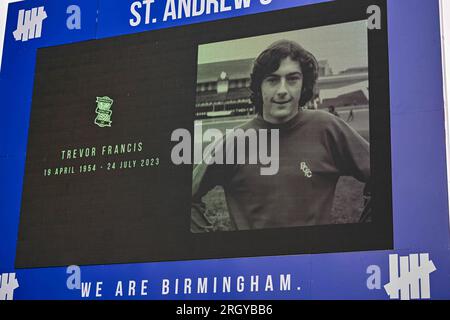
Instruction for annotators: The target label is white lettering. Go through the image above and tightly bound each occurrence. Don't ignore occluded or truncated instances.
[163,0,177,21]
[80,282,91,298]
[95,282,103,298]
[162,279,170,295]
[129,1,142,26]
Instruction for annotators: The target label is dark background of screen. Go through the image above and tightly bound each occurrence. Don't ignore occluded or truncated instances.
[16,0,392,268]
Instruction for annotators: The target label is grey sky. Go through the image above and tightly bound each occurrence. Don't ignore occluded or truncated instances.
[198,20,368,74]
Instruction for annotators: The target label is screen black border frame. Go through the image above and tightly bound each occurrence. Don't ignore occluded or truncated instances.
[16,0,393,268]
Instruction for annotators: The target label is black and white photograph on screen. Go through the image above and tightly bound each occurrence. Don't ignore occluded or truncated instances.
[191,21,371,233]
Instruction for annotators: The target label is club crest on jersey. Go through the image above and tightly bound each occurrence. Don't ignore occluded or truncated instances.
[300,162,312,178]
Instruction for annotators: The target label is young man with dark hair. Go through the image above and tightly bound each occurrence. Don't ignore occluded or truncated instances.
[191,40,370,232]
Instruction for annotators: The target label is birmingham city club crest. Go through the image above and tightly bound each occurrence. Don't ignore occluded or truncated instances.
[95,96,113,127]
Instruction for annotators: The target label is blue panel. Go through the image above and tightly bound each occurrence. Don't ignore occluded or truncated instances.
[310,251,389,299]
[5,0,98,48]
[96,0,330,38]
[9,249,450,299]
[388,0,450,250]
[388,0,444,115]
[0,156,25,270]
[310,249,450,300]
[390,110,450,250]
[13,255,313,300]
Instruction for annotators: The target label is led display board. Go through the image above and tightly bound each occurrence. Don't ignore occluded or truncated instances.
[0,0,449,300]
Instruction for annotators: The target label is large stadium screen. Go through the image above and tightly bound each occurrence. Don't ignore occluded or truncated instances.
[15,0,392,268]
[1,0,449,301]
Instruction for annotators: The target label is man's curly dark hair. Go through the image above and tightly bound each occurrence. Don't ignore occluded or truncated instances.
[250,40,319,114]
